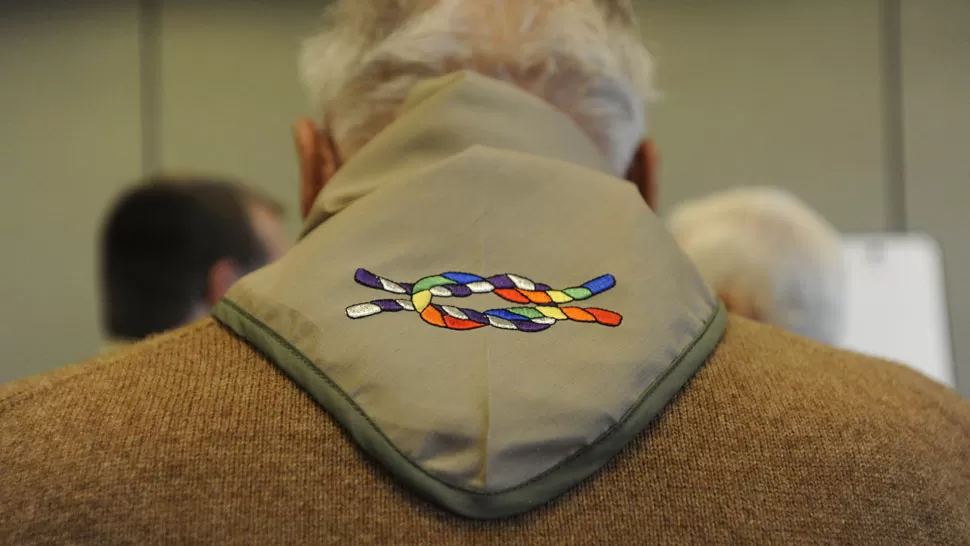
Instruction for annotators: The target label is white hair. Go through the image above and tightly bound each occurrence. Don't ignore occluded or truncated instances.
[299,0,655,175]
[667,187,845,343]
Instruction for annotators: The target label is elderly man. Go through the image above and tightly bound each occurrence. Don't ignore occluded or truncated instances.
[2,1,968,543]
[667,187,845,343]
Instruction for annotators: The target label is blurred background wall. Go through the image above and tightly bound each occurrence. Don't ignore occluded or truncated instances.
[0,3,143,382]
[0,0,967,396]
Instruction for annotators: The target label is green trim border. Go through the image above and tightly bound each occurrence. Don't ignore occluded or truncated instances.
[212,298,727,519]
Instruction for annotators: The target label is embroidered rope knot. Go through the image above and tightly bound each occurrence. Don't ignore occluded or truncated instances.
[346,269,622,332]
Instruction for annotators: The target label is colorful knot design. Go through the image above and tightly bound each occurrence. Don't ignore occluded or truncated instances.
[346,269,622,332]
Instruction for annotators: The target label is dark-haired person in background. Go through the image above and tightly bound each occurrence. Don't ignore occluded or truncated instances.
[100,177,288,349]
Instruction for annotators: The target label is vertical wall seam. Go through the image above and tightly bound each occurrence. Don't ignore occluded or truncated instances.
[139,0,162,175]
[880,0,907,231]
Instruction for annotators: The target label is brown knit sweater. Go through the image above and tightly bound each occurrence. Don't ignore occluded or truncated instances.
[1,315,968,544]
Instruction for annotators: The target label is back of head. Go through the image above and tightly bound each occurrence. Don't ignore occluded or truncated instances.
[667,187,845,343]
[100,177,271,341]
[300,0,654,175]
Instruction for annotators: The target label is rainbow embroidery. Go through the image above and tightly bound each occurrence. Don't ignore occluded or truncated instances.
[346,269,622,332]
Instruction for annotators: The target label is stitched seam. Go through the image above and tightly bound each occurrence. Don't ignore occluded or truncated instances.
[517,301,720,488]
[220,297,721,497]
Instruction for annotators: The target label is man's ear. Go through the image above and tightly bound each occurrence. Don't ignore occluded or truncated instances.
[205,258,240,307]
[293,118,341,219]
[625,139,658,211]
